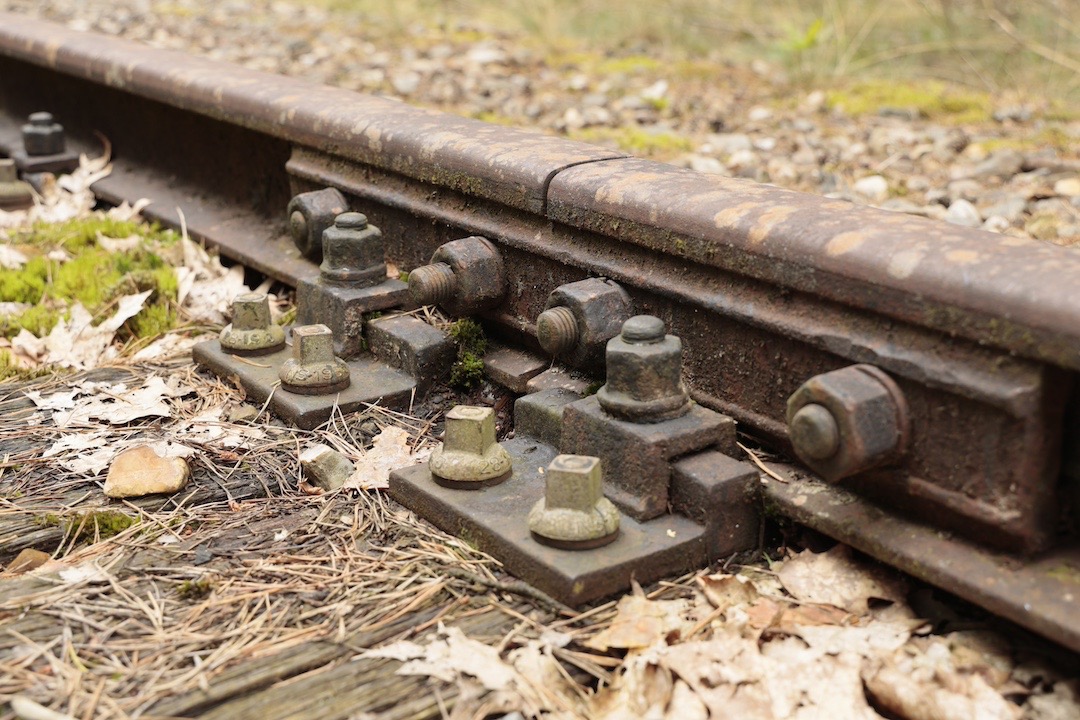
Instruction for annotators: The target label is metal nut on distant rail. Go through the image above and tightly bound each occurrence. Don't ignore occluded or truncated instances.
[537,278,632,368]
[21,111,65,156]
[287,187,348,262]
[0,159,33,211]
[408,236,506,316]
[319,212,387,287]
[528,454,620,550]
[279,324,351,395]
[786,364,909,482]
[428,405,512,488]
[219,292,285,355]
[596,315,691,423]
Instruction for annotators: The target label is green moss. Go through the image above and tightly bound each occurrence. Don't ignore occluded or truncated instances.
[596,55,662,75]
[584,380,603,396]
[177,578,214,600]
[448,318,487,390]
[571,126,693,157]
[0,217,183,341]
[276,306,297,327]
[470,110,517,126]
[59,510,138,544]
[826,81,991,123]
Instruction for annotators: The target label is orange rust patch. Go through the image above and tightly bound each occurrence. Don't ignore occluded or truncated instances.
[825,231,866,256]
[749,206,797,245]
[712,202,760,231]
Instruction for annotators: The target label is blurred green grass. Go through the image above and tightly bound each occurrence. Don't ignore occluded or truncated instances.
[314,0,1080,110]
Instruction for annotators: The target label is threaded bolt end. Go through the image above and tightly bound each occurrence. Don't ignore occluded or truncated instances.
[789,403,840,461]
[537,306,579,356]
[409,262,456,306]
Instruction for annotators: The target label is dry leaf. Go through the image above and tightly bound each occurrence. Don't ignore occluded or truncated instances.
[866,657,1022,720]
[698,573,760,612]
[0,244,28,269]
[344,426,429,491]
[96,231,143,253]
[585,594,693,651]
[777,545,907,615]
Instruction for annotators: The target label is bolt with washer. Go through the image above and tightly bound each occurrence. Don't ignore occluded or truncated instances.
[279,324,351,395]
[319,212,387,287]
[529,454,620,550]
[536,278,632,368]
[786,364,908,481]
[21,112,65,156]
[428,405,512,488]
[596,315,690,423]
[408,236,506,316]
[219,292,286,355]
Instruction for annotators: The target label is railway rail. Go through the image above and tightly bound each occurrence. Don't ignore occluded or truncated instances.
[2,14,1079,651]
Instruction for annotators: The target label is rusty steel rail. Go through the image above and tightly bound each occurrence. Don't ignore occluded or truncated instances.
[2,15,1079,649]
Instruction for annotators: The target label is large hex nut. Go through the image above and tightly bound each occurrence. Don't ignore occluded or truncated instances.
[596,315,690,423]
[528,455,620,550]
[21,112,65,156]
[287,188,348,262]
[536,278,632,369]
[408,236,506,317]
[319,212,386,286]
[428,405,512,488]
[0,159,33,211]
[786,364,909,482]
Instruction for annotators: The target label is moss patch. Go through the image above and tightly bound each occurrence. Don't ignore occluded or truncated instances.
[571,126,693,157]
[53,510,139,544]
[0,216,181,343]
[177,578,214,600]
[448,318,487,390]
[826,80,992,123]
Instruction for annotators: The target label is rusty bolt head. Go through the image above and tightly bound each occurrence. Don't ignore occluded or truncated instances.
[279,324,351,395]
[786,364,909,482]
[319,212,387,287]
[408,236,505,316]
[287,187,348,262]
[596,315,691,423]
[537,278,632,368]
[428,405,512,487]
[21,112,65,156]
[220,292,286,355]
[0,159,33,212]
[528,454,621,549]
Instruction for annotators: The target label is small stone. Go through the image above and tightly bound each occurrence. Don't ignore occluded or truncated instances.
[688,155,726,175]
[947,179,982,202]
[104,446,190,498]
[981,196,1028,223]
[983,215,1011,233]
[971,149,1025,180]
[1026,213,1062,241]
[6,548,51,574]
[748,106,773,122]
[640,80,668,103]
[1054,178,1080,197]
[708,132,752,156]
[390,71,420,96]
[300,444,355,492]
[945,199,982,228]
[853,175,889,201]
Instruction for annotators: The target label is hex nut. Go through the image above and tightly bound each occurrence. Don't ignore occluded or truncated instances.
[537,278,632,368]
[320,212,386,286]
[428,405,512,487]
[528,455,620,550]
[287,187,348,261]
[0,159,33,212]
[21,112,65,156]
[408,236,506,316]
[786,364,909,481]
[279,324,351,395]
[596,315,691,423]
[219,292,286,355]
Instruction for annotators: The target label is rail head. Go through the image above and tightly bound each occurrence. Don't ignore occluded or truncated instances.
[1,12,1079,370]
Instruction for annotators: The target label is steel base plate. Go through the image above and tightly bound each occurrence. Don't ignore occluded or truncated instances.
[193,339,415,430]
[389,437,708,605]
[763,471,1080,653]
